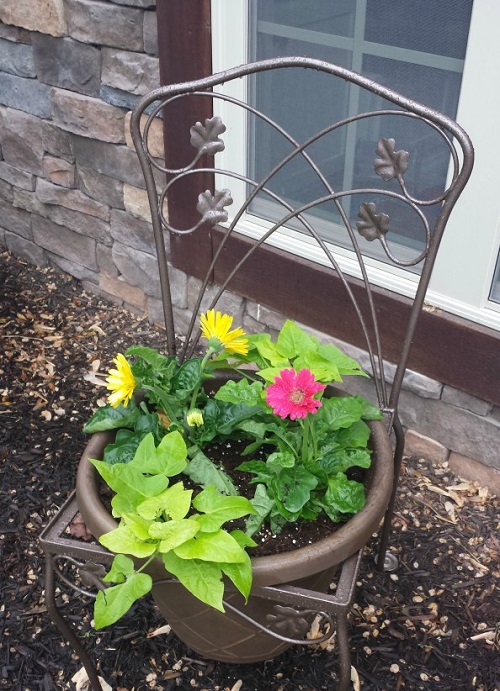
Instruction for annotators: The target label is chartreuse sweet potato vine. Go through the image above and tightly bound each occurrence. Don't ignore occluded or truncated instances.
[91,431,255,628]
[84,315,383,626]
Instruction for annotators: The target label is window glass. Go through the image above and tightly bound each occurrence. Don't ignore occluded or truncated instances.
[248,0,473,264]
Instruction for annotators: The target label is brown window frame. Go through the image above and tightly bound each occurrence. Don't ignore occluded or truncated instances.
[157,0,500,407]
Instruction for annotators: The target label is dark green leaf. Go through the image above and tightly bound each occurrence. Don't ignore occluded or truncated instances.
[83,402,139,433]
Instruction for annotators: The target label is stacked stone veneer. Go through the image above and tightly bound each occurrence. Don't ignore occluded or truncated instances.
[1,2,499,491]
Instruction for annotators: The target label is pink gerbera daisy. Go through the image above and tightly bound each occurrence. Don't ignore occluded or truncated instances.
[265,368,326,420]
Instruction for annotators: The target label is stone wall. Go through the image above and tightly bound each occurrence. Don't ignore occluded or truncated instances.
[0,1,499,492]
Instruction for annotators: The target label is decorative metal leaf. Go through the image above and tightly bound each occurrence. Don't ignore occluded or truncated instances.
[374,138,409,181]
[196,188,233,226]
[267,605,310,637]
[190,116,226,156]
[357,202,390,241]
[78,562,108,590]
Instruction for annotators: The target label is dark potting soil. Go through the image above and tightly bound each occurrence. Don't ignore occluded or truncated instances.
[2,250,499,691]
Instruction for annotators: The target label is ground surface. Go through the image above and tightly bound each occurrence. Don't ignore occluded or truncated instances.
[1,249,499,691]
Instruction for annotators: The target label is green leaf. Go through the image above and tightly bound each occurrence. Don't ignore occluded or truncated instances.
[126,345,173,373]
[221,552,253,602]
[214,378,264,406]
[94,572,152,629]
[99,524,158,558]
[192,486,255,532]
[172,358,203,393]
[236,460,273,484]
[276,320,318,359]
[316,344,367,377]
[91,459,168,501]
[325,473,366,516]
[83,401,139,433]
[174,529,247,563]
[246,484,274,536]
[129,431,187,476]
[267,451,296,474]
[335,419,371,448]
[252,334,290,368]
[137,482,192,521]
[162,552,225,612]
[274,466,318,514]
[148,518,200,552]
[103,554,135,584]
[319,448,371,475]
[185,449,238,495]
[293,352,341,383]
[255,367,283,383]
[318,396,365,430]
[356,396,384,420]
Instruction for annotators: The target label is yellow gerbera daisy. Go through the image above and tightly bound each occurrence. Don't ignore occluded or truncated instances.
[106,354,136,407]
[200,309,249,355]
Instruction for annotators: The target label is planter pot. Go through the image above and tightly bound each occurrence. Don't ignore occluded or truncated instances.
[76,389,393,663]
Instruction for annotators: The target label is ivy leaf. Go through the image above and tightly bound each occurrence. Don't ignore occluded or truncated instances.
[129,431,187,476]
[103,554,135,584]
[192,486,255,532]
[276,320,318,359]
[190,116,226,156]
[374,137,409,181]
[137,482,192,521]
[173,529,247,564]
[197,189,233,226]
[98,523,158,558]
[94,572,152,629]
[221,531,254,601]
[91,458,168,500]
[356,202,390,241]
[148,519,200,552]
[162,552,225,612]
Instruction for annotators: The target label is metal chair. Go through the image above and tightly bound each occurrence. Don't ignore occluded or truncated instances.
[41,57,473,690]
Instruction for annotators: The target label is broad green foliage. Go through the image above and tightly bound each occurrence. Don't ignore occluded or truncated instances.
[91,433,256,625]
[84,318,383,627]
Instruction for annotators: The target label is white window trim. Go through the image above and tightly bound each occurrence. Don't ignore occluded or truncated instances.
[211,0,500,331]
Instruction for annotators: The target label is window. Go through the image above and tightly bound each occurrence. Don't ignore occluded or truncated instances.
[212,0,500,332]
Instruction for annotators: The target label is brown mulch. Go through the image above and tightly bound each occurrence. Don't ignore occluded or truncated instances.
[1,248,499,691]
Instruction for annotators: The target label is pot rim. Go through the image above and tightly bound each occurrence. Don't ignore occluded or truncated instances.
[76,419,394,588]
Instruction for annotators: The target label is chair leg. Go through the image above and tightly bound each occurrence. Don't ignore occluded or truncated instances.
[336,610,352,691]
[44,554,104,691]
[376,415,405,571]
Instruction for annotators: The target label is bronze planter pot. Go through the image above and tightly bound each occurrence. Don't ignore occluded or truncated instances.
[76,408,393,663]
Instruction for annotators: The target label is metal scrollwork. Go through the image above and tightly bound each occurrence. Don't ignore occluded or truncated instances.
[53,555,107,598]
[190,116,226,157]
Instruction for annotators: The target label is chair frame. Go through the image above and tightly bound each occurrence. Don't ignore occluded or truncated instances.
[41,57,473,690]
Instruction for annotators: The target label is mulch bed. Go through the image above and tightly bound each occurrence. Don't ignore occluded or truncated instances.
[1,249,499,691]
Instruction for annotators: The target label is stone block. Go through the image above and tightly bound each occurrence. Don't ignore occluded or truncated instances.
[0,38,35,78]
[0,179,14,203]
[12,189,47,216]
[32,214,98,270]
[97,243,119,277]
[123,183,151,221]
[36,178,110,221]
[441,385,492,416]
[101,48,159,95]
[110,208,154,253]
[51,89,126,143]
[4,230,48,266]
[108,0,156,7]
[124,110,163,158]
[99,85,141,112]
[43,156,75,188]
[0,198,32,239]
[0,24,32,44]
[72,135,145,188]
[0,161,35,191]
[404,429,449,464]
[112,241,160,297]
[48,252,99,283]
[188,278,245,320]
[45,204,111,245]
[143,10,158,55]
[66,0,144,51]
[399,390,500,471]
[99,272,147,311]
[32,35,101,97]
[0,72,51,118]
[77,165,124,209]
[42,122,74,162]
[447,452,500,497]
[244,301,287,333]
[0,108,45,175]
[0,0,67,37]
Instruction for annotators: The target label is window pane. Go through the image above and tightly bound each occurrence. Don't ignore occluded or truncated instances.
[490,249,500,305]
[249,0,473,265]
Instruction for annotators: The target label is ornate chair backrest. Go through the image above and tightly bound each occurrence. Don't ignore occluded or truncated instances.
[130,57,473,429]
